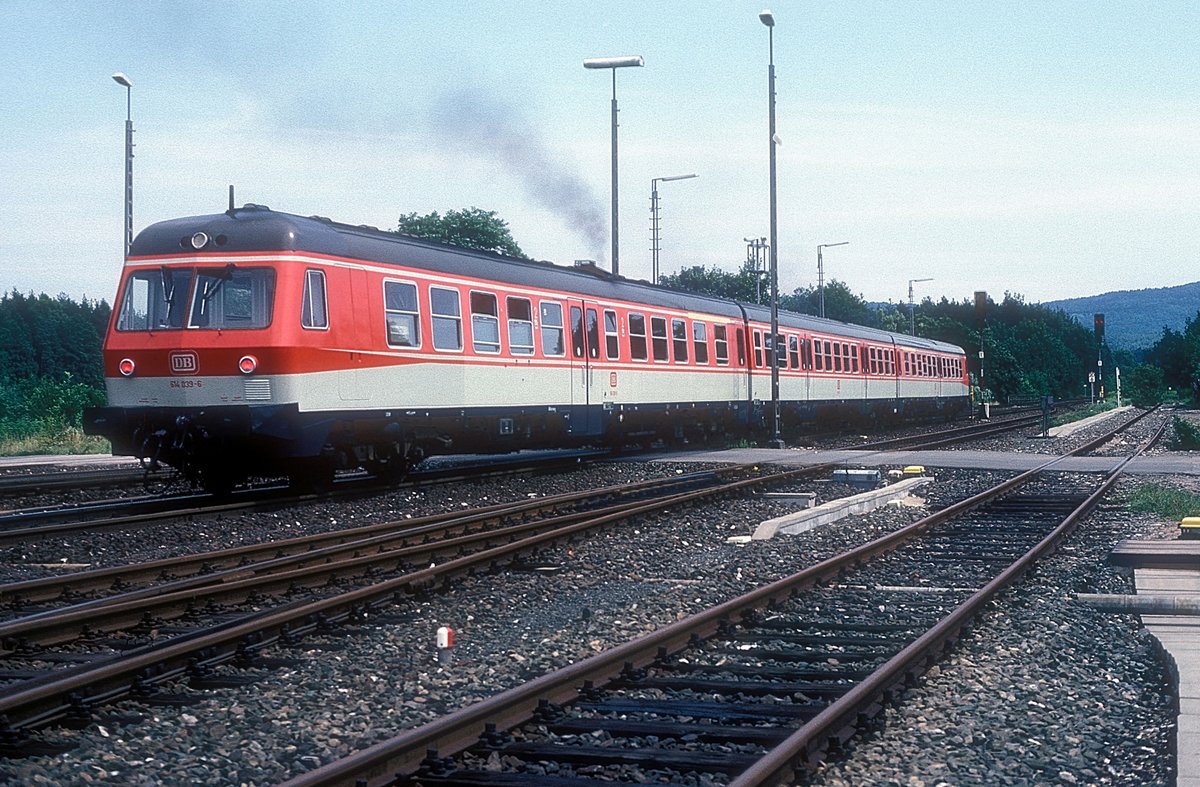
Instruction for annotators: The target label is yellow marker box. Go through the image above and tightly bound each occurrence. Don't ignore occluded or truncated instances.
[902,466,926,476]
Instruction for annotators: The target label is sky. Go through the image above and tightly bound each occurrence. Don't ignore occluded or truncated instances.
[3,1,1199,308]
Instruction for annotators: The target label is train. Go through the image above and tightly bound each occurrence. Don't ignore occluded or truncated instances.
[83,202,970,492]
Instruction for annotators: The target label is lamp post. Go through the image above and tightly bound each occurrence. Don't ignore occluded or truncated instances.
[584,55,644,277]
[816,241,848,318]
[650,173,697,284]
[759,8,784,449]
[908,277,933,336]
[112,71,134,260]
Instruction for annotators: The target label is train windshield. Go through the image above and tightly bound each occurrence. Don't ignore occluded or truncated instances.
[116,267,192,331]
[188,266,275,329]
[115,266,276,331]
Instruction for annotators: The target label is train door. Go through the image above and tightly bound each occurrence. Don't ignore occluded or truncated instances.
[567,301,605,436]
[726,323,748,403]
[796,335,811,406]
[338,267,370,401]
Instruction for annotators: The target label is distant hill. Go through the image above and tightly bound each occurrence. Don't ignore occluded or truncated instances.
[1043,282,1200,350]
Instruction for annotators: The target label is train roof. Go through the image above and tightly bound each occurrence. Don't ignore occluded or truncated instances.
[131,206,745,320]
[130,205,964,356]
[740,303,964,354]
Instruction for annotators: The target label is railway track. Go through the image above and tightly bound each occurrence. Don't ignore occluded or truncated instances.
[0,407,1164,774]
[0,462,833,745]
[0,450,608,546]
[276,415,1168,786]
[0,404,1118,544]
[0,466,151,497]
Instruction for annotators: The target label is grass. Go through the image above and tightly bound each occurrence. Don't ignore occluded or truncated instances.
[1048,400,1117,428]
[0,425,110,457]
[1128,482,1200,522]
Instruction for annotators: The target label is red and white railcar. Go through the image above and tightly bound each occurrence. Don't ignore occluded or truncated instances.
[84,204,968,490]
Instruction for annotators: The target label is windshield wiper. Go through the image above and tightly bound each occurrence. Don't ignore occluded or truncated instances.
[200,263,237,306]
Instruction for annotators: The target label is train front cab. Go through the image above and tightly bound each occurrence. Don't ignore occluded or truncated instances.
[86,254,336,490]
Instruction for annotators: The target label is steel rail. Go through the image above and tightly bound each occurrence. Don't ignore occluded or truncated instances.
[0,470,768,648]
[0,451,607,546]
[0,464,827,734]
[850,413,1042,452]
[0,465,739,607]
[281,413,1162,787]
[0,467,150,495]
[729,416,1169,785]
[1069,404,1159,455]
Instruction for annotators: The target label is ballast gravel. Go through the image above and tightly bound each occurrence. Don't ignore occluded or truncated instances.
[0,460,1180,786]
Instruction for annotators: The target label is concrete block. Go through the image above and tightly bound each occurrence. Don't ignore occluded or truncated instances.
[762,491,817,508]
[754,477,932,540]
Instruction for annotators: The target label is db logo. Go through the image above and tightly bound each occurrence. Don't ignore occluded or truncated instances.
[609,372,618,388]
[169,351,199,375]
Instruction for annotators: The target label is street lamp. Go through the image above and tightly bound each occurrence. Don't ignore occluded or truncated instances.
[816,242,848,319]
[650,173,697,284]
[112,71,134,260]
[908,278,933,336]
[759,8,784,449]
[584,55,644,277]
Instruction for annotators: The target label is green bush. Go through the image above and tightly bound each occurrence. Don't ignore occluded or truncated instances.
[1174,416,1200,450]
[0,375,108,455]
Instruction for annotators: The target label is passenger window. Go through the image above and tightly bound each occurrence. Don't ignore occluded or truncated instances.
[789,335,799,369]
[430,287,462,351]
[570,306,584,358]
[774,333,787,369]
[540,302,565,356]
[507,297,534,355]
[693,322,709,364]
[672,319,689,363]
[834,342,843,372]
[629,312,648,360]
[302,269,328,330]
[651,317,669,362]
[604,310,620,360]
[384,280,420,347]
[470,291,500,354]
[815,340,824,371]
[714,325,728,365]
[586,308,600,359]
[753,331,763,368]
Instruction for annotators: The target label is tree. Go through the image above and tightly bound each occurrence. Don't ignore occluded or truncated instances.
[396,208,527,258]
[779,280,878,326]
[1124,363,1167,407]
[659,261,761,302]
[0,290,109,387]
[1144,310,1200,400]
